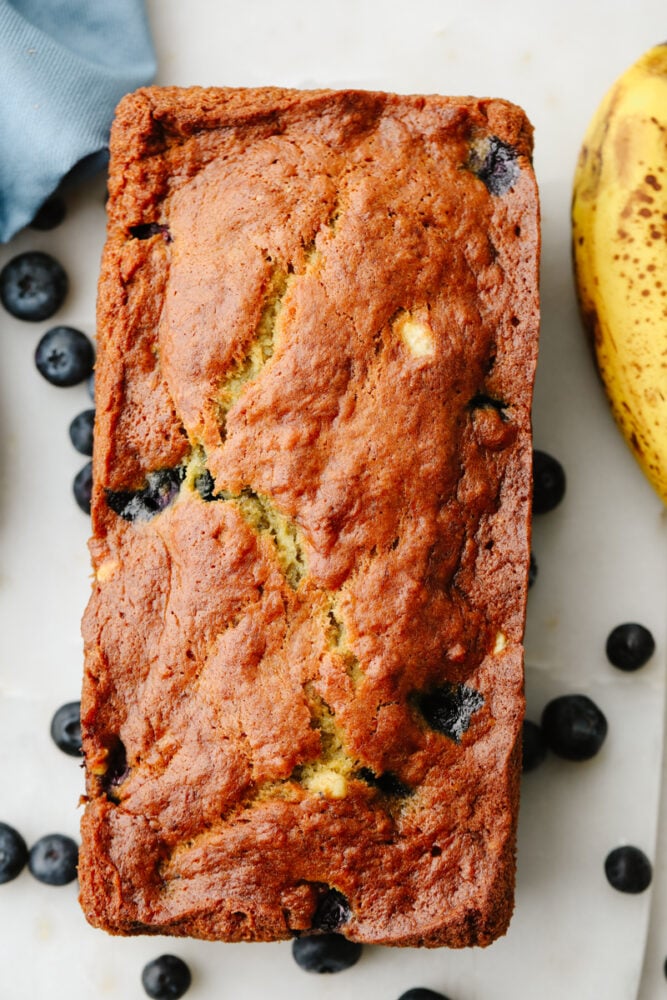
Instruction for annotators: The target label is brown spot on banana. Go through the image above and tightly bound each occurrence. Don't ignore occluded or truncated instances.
[571,43,667,505]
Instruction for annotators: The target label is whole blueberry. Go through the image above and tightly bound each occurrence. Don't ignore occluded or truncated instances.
[141,955,192,999]
[532,450,566,514]
[69,409,95,456]
[604,845,652,894]
[606,623,655,672]
[35,326,94,387]
[522,719,547,773]
[0,251,68,321]
[0,822,29,884]
[292,933,362,974]
[28,833,78,885]
[398,990,452,1000]
[29,195,66,231]
[87,370,95,401]
[73,462,93,514]
[50,702,82,757]
[541,694,607,761]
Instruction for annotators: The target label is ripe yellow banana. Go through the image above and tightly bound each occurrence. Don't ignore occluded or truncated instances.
[572,43,667,504]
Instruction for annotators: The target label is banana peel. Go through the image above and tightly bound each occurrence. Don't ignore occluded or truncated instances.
[572,43,667,504]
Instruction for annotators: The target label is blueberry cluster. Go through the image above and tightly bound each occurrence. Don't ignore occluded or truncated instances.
[0,702,83,886]
[0,821,77,887]
[1,197,662,994]
[0,217,84,874]
[522,626,655,894]
[71,369,96,514]
[0,230,97,515]
[0,206,197,999]
[526,447,657,901]
[48,700,194,997]
[0,703,83,885]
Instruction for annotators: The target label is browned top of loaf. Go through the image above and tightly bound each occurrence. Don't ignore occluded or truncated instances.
[79,86,540,947]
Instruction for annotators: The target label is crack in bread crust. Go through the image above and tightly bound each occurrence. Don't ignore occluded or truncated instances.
[183,447,307,589]
[216,263,290,441]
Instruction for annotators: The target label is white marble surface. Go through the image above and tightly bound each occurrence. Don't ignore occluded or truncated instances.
[0,2,666,998]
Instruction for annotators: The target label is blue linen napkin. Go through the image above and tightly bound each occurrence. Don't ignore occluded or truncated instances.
[0,0,156,242]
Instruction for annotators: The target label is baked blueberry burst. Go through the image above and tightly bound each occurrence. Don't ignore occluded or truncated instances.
[416,682,484,742]
[106,468,184,522]
[468,135,519,196]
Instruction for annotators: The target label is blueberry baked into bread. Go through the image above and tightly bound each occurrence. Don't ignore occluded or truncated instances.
[79,86,540,947]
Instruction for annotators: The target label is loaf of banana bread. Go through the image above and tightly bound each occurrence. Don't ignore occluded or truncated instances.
[79,86,540,947]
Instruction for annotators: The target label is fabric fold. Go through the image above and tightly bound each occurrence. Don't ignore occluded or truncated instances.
[0,0,156,241]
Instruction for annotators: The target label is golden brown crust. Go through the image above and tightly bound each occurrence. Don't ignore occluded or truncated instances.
[80,86,540,947]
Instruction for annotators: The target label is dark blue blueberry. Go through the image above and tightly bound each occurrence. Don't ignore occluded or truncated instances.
[470,136,519,196]
[69,409,95,456]
[141,954,192,999]
[528,551,538,588]
[50,702,82,757]
[0,251,68,321]
[194,469,216,502]
[398,990,452,1000]
[416,683,484,743]
[0,822,28,884]
[35,326,95,387]
[29,195,66,231]
[107,468,184,522]
[532,450,566,514]
[74,462,93,515]
[101,739,129,800]
[605,845,652,894]
[541,694,607,761]
[28,833,78,885]
[87,370,95,401]
[522,719,547,773]
[292,934,362,974]
[606,623,655,672]
[312,889,351,932]
[358,767,412,797]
